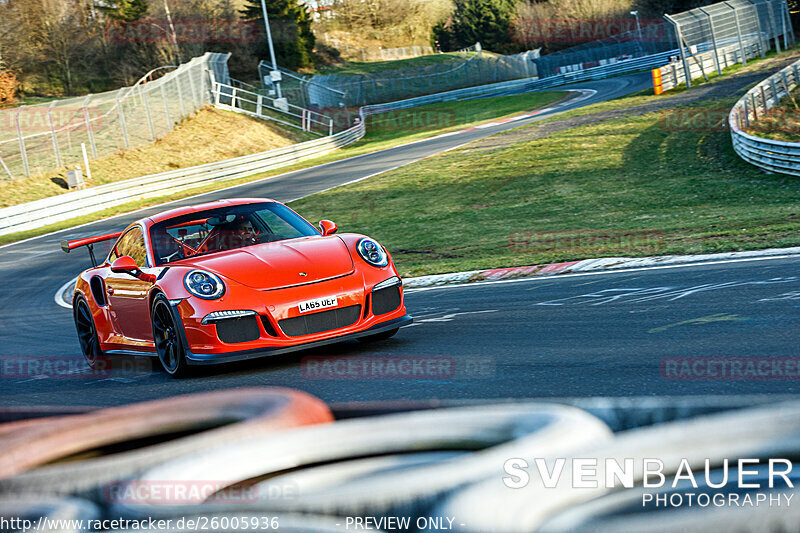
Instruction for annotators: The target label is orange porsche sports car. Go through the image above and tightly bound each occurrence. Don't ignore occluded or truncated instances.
[61,198,411,376]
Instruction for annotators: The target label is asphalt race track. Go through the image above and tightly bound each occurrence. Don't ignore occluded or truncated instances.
[5,71,797,407]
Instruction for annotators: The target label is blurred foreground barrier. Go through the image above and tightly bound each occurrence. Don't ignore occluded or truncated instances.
[0,388,331,483]
[729,57,800,176]
[0,497,100,533]
[3,392,800,532]
[110,403,611,519]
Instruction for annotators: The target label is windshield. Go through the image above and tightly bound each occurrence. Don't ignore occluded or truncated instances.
[149,202,318,266]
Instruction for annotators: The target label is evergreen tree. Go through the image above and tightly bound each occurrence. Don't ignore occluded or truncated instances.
[98,0,149,22]
[240,0,314,70]
[434,0,519,53]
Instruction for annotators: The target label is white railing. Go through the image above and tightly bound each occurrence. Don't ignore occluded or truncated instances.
[729,57,800,176]
[653,39,762,92]
[0,123,365,237]
[0,47,696,238]
[212,82,334,136]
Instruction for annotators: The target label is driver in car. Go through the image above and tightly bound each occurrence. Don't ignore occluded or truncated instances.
[213,217,258,251]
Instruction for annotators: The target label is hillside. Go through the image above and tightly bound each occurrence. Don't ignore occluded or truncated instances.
[0,107,315,208]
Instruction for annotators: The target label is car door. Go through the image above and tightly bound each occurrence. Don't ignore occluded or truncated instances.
[105,226,155,342]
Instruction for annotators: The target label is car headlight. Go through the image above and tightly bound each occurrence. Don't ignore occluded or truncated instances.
[357,238,389,267]
[184,270,225,300]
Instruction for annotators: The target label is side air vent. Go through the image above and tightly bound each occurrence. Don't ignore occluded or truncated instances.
[90,276,106,307]
[260,315,279,337]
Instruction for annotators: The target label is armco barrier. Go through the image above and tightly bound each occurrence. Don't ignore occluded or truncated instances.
[729,57,800,175]
[355,50,679,117]
[653,40,761,93]
[0,48,681,239]
[0,123,364,237]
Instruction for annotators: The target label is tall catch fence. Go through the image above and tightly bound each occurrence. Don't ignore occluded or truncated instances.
[0,53,231,181]
[294,0,791,109]
[303,48,540,108]
[532,24,678,78]
[663,0,793,89]
[256,64,348,111]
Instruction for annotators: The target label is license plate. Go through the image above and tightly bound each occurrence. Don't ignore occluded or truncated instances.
[298,296,338,314]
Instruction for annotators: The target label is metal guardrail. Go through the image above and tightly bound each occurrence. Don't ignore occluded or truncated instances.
[0,46,691,238]
[654,39,762,92]
[729,57,800,175]
[306,46,539,107]
[361,49,681,117]
[0,123,365,237]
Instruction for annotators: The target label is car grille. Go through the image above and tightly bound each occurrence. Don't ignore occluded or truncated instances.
[279,305,361,337]
[372,285,401,315]
[260,315,278,337]
[216,316,260,344]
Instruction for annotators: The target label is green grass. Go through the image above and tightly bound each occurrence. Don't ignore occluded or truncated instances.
[358,91,566,145]
[525,45,800,128]
[314,52,500,76]
[289,96,800,277]
[0,91,565,246]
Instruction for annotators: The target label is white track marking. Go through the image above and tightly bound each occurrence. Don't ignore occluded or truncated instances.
[55,276,78,309]
[404,254,800,294]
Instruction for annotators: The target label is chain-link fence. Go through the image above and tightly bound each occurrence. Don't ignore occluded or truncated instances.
[532,24,678,79]
[663,0,792,88]
[291,0,789,109]
[255,64,348,112]
[304,48,539,107]
[0,52,231,181]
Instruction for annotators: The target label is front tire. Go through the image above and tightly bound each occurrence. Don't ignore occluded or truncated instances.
[151,294,189,378]
[74,297,103,368]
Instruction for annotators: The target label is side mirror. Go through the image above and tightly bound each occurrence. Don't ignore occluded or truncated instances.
[319,220,338,236]
[111,256,140,276]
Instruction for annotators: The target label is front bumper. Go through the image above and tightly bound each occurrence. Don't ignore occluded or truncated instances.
[167,271,410,365]
[171,309,412,365]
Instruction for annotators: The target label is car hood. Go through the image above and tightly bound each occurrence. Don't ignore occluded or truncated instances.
[182,236,355,290]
